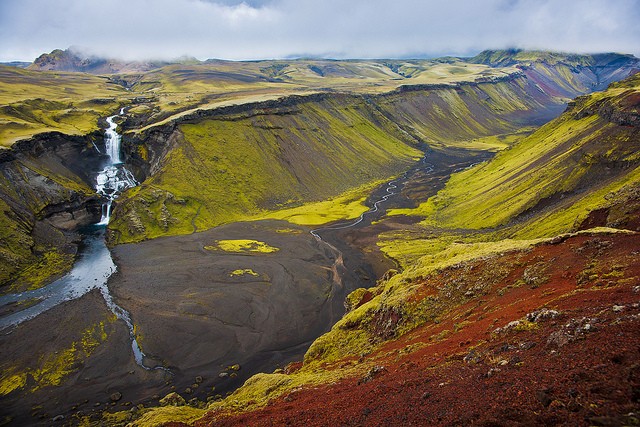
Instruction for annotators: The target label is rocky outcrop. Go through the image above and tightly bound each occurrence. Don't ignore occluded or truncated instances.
[0,131,105,291]
[571,91,640,128]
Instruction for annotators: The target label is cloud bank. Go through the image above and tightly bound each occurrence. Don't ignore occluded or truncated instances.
[1,0,638,62]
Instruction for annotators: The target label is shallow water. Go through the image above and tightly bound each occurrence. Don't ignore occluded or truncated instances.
[0,228,115,331]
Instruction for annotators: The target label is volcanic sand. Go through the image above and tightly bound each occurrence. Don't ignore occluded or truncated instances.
[108,220,353,401]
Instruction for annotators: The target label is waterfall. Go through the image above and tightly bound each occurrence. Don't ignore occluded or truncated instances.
[95,108,137,225]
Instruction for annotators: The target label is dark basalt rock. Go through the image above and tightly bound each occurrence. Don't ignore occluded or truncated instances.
[0,130,111,288]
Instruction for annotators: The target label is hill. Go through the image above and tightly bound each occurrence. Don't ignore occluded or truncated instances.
[28,48,178,74]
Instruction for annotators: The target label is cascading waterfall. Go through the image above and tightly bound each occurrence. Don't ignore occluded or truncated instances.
[95,108,137,225]
[104,113,123,164]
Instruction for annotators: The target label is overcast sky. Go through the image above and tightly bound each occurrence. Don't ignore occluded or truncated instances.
[1,0,639,62]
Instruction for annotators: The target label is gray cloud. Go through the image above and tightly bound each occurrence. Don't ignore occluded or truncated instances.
[0,0,638,62]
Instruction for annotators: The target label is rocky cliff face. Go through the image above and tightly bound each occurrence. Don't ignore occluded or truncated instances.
[0,132,104,291]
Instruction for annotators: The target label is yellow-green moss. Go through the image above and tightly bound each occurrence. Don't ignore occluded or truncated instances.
[257,181,384,225]
[230,269,259,277]
[31,345,78,389]
[205,239,279,254]
[0,372,27,396]
[1,320,111,393]
[9,249,75,293]
[202,359,369,416]
[344,287,371,311]
[130,406,205,427]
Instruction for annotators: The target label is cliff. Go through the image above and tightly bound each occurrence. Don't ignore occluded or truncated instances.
[0,132,104,292]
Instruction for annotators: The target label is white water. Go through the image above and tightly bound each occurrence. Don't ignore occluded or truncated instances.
[95,108,137,225]
[105,113,123,164]
[0,110,165,371]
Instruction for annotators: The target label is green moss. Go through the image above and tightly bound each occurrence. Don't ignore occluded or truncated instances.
[305,322,374,365]
[513,320,539,332]
[205,239,279,254]
[8,249,75,293]
[257,180,382,225]
[203,360,368,416]
[513,166,640,239]
[1,320,111,394]
[130,406,205,427]
[344,287,371,311]
[230,269,259,277]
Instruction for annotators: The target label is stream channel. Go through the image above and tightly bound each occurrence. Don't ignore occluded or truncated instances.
[0,109,162,370]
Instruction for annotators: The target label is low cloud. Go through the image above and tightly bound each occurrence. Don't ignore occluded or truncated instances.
[0,0,638,62]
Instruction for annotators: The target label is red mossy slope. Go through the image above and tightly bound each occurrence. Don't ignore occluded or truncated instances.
[194,231,640,427]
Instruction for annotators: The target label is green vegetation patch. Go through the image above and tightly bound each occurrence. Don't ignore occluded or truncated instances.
[206,239,279,254]
[230,268,260,277]
[257,180,383,225]
[8,249,75,293]
[0,320,109,395]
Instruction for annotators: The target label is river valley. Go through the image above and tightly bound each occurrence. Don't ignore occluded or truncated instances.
[0,113,486,425]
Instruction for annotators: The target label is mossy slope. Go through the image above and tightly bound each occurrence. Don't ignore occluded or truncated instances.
[394,73,640,239]
[109,66,616,244]
[108,95,423,243]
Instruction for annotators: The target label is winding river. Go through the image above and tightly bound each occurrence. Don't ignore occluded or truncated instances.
[0,110,160,370]
[312,156,433,238]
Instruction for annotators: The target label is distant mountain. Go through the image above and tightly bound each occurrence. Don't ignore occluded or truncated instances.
[471,49,640,91]
[27,48,196,74]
